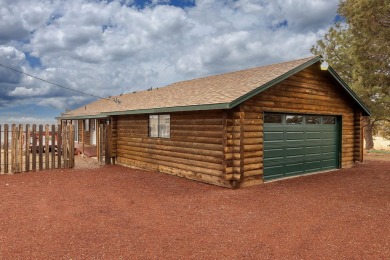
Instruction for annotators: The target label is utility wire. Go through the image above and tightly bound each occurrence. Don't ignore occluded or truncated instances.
[0,62,113,101]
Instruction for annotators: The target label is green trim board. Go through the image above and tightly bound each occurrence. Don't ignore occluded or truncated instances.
[104,103,230,116]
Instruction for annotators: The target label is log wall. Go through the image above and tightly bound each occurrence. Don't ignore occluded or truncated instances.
[237,65,362,187]
[114,111,232,188]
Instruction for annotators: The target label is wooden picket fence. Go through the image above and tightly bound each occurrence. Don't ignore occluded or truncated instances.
[0,124,75,174]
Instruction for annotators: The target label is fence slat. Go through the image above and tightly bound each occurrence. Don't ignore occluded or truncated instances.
[32,125,36,172]
[51,125,55,169]
[57,125,62,168]
[17,125,23,173]
[25,125,30,172]
[11,125,16,174]
[45,125,49,170]
[69,125,75,169]
[18,125,22,172]
[4,124,8,174]
[38,125,43,171]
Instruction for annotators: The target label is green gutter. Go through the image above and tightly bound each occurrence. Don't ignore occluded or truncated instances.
[57,103,230,119]
[229,56,321,108]
[103,103,230,116]
[327,67,371,116]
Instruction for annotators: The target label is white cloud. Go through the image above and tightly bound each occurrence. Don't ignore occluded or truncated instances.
[0,0,339,124]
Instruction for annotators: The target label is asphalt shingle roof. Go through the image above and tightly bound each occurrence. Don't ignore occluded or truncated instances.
[61,56,318,118]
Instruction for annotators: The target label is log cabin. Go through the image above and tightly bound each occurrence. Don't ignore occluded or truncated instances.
[58,56,370,188]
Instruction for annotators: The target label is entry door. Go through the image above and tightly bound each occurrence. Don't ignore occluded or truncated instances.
[90,119,97,145]
[263,113,339,181]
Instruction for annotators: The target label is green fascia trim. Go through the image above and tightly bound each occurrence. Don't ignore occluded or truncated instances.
[56,114,109,120]
[103,103,230,116]
[229,56,321,108]
[327,67,371,116]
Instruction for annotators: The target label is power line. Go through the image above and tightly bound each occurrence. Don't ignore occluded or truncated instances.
[0,62,113,101]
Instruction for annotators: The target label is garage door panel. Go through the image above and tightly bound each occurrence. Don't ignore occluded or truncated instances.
[322,152,337,159]
[286,147,304,156]
[264,142,286,149]
[306,131,322,139]
[264,148,284,158]
[284,141,308,148]
[284,156,305,164]
[323,145,337,153]
[285,163,304,175]
[286,131,305,140]
[264,113,339,181]
[323,159,337,168]
[305,154,323,162]
[305,161,322,171]
[264,132,284,141]
[306,146,322,154]
[264,165,284,177]
[323,131,337,139]
[264,158,284,166]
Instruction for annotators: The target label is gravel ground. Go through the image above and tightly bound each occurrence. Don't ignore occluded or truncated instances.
[0,159,389,259]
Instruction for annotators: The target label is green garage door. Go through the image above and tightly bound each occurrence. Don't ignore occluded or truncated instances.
[263,113,339,181]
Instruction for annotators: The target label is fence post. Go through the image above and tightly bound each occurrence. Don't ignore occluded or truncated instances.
[25,125,30,172]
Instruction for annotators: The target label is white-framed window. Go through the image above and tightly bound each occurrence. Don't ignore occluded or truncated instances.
[72,120,78,142]
[149,114,170,138]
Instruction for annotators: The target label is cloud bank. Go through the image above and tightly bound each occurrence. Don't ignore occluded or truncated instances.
[0,0,339,124]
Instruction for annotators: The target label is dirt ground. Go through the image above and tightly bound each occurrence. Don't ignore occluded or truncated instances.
[0,159,389,259]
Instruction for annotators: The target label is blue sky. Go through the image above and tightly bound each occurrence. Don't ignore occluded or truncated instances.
[0,0,340,125]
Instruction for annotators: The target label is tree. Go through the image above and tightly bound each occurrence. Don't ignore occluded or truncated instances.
[312,0,390,149]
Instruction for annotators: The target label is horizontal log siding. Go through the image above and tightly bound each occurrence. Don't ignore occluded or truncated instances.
[115,111,232,188]
[239,65,362,187]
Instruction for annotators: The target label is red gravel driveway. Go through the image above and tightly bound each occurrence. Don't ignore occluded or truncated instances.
[0,159,389,259]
